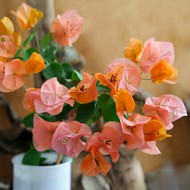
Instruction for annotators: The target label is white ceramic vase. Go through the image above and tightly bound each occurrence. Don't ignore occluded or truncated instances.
[12,152,72,190]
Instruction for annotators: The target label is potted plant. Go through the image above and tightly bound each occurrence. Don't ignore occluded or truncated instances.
[0,2,187,190]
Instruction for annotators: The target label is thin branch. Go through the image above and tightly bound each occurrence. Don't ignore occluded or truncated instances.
[56,154,63,165]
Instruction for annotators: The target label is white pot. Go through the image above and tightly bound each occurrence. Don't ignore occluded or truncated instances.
[12,152,72,190]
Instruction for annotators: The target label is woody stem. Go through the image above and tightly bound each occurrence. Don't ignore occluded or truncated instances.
[139,91,144,115]
[33,30,41,53]
[56,154,63,165]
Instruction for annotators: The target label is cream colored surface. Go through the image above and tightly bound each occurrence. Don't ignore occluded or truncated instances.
[0,0,190,174]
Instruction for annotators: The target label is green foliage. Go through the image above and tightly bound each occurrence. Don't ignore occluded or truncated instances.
[22,113,34,128]
[96,83,111,93]
[42,62,64,80]
[42,46,57,64]
[56,104,73,121]
[38,114,57,122]
[76,102,96,123]
[22,47,38,60]
[40,33,53,50]
[98,94,119,122]
[62,63,74,78]
[71,70,83,81]
[23,32,35,47]
[22,145,42,165]
[14,49,22,59]
[97,94,110,108]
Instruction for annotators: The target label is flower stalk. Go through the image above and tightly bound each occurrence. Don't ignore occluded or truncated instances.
[56,154,63,165]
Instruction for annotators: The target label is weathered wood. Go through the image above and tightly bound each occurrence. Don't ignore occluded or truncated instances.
[82,175,110,190]
[105,147,147,190]
[74,147,147,190]
[0,94,32,153]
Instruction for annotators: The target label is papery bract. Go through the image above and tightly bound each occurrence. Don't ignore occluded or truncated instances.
[139,38,174,73]
[95,65,124,96]
[114,88,135,114]
[40,77,71,106]
[143,103,172,129]
[11,2,43,30]
[81,151,111,176]
[118,113,151,150]
[22,87,40,112]
[51,9,83,46]
[0,33,21,59]
[51,121,91,157]
[124,38,142,63]
[68,72,98,104]
[140,141,161,155]
[143,119,171,141]
[38,77,74,114]
[0,59,25,92]
[32,114,59,151]
[81,132,111,176]
[100,122,126,162]
[85,132,107,152]
[151,60,178,84]
[108,58,141,95]
[143,94,187,129]
[25,52,46,75]
[0,17,14,35]
[82,123,125,175]
[23,78,74,115]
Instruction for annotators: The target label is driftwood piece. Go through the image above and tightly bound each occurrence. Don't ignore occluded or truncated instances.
[82,175,110,190]
[0,94,32,153]
[73,146,147,190]
[105,147,147,190]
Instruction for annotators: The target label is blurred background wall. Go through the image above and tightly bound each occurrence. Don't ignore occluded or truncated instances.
[0,0,190,181]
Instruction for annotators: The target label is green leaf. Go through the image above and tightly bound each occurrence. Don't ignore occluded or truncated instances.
[38,114,57,122]
[62,63,74,78]
[42,62,63,79]
[22,49,30,60]
[97,94,110,108]
[71,70,83,81]
[13,55,23,61]
[26,47,38,56]
[21,113,34,128]
[23,32,35,47]
[40,33,53,50]
[22,145,41,166]
[76,102,96,123]
[14,49,21,58]
[97,84,111,93]
[93,108,102,122]
[22,47,38,60]
[39,157,47,165]
[42,46,57,64]
[56,104,72,120]
[102,96,119,122]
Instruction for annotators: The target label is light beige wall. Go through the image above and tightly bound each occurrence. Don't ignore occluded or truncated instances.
[0,0,23,21]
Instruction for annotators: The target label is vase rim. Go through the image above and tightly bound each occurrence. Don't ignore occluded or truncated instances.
[12,152,73,169]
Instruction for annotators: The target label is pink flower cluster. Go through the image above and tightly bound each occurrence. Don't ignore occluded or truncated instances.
[0,3,187,176]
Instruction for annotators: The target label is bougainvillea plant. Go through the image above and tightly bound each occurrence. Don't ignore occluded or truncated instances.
[0,2,187,176]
